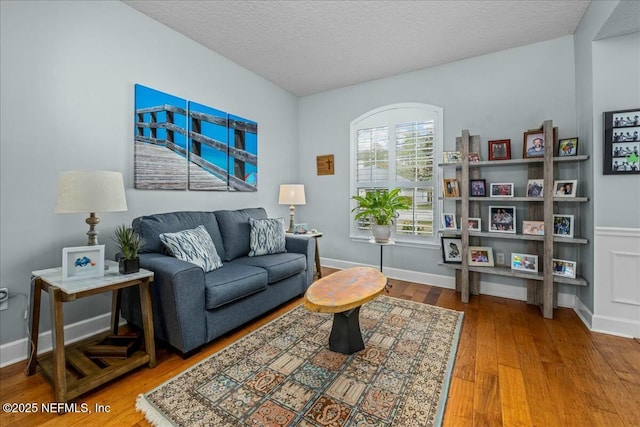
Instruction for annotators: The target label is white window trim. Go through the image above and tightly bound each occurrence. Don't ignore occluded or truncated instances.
[349,102,443,248]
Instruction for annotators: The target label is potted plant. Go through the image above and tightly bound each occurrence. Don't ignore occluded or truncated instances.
[112,224,145,274]
[351,188,410,243]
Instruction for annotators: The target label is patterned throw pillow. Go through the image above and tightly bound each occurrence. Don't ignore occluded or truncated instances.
[159,225,223,272]
[248,218,286,257]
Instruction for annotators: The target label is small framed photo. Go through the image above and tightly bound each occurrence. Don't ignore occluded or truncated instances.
[443,151,462,164]
[558,138,578,157]
[603,108,640,175]
[523,127,558,158]
[511,253,539,273]
[522,220,544,235]
[442,213,457,230]
[489,206,516,233]
[468,152,481,162]
[488,139,511,161]
[441,237,462,264]
[553,259,577,279]
[470,179,487,197]
[526,179,544,197]
[62,245,105,281]
[293,223,309,234]
[553,179,577,197]
[443,178,460,197]
[468,218,481,231]
[490,183,514,198]
[469,246,494,267]
[553,214,574,238]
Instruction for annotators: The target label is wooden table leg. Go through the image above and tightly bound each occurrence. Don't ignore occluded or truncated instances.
[138,279,156,368]
[49,287,67,402]
[314,238,322,279]
[25,277,42,376]
[111,289,122,335]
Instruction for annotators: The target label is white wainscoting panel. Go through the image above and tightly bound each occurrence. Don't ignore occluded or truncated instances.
[593,227,640,338]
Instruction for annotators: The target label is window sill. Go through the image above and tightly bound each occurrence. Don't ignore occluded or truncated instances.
[349,235,439,249]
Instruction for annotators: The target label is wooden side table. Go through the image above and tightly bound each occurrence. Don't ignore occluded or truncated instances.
[288,231,323,279]
[26,260,155,403]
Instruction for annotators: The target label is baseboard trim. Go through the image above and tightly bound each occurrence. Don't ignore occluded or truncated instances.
[591,314,639,339]
[0,313,125,368]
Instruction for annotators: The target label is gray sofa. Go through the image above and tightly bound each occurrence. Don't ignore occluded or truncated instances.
[120,207,315,356]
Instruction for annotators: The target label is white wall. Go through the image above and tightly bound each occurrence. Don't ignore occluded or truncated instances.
[298,36,578,292]
[0,1,299,346]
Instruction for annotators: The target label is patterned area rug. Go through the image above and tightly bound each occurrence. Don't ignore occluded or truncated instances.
[137,295,464,426]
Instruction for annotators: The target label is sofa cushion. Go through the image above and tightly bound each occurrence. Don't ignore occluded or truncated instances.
[214,208,267,261]
[231,253,306,284]
[204,263,268,309]
[133,211,225,260]
[248,217,286,257]
[159,225,223,272]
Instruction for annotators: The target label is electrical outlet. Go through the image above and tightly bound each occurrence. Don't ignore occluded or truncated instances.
[0,288,8,311]
[496,253,505,265]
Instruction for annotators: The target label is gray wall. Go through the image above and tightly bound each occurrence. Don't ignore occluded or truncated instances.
[0,1,299,345]
[298,36,578,286]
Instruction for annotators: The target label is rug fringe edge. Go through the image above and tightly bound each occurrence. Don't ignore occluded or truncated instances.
[136,394,173,427]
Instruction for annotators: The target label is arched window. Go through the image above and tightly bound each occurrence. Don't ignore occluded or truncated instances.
[350,103,442,245]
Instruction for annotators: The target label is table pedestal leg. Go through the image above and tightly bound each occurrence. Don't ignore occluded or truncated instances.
[329,306,364,355]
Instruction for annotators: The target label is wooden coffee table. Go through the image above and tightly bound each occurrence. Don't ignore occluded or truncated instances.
[304,267,387,354]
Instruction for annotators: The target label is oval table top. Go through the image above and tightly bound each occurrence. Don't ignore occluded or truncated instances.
[304,267,387,313]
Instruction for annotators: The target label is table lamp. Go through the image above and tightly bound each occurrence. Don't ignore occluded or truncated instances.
[55,170,128,245]
[278,184,306,233]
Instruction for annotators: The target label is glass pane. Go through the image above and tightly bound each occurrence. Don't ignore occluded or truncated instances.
[395,121,434,182]
[357,127,389,182]
[396,187,434,236]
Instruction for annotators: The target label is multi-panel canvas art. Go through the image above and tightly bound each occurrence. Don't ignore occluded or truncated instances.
[134,84,258,191]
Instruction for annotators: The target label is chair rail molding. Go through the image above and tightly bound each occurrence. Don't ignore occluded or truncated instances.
[593,227,640,338]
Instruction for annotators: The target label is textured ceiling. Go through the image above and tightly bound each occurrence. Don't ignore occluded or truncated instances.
[124,0,591,96]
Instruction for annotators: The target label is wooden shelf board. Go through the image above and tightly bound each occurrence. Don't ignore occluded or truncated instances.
[440,263,588,286]
[438,154,589,168]
[438,230,588,244]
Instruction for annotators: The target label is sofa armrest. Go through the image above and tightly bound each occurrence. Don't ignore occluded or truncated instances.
[286,235,316,287]
[137,253,207,353]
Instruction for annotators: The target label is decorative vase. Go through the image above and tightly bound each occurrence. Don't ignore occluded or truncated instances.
[119,257,140,274]
[372,224,392,243]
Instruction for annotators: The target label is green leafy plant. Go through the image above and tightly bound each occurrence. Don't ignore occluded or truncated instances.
[351,188,411,225]
[112,224,145,260]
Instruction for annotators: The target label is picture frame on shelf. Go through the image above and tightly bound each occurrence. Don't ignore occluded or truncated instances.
[553,179,577,197]
[469,246,494,267]
[489,206,516,233]
[553,214,574,238]
[442,213,457,230]
[526,179,544,197]
[441,236,462,264]
[468,152,481,162]
[490,183,514,198]
[603,108,640,175]
[470,179,487,197]
[523,127,558,159]
[522,220,544,235]
[468,218,481,231]
[511,253,538,273]
[558,138,578,157]
[443,178,460,197]
[443,151,462,164]
[553,258,577,279]
[488,139,511,161]
[62,245,105,281]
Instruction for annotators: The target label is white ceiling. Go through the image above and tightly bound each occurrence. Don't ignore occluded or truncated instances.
[124,0,591,96]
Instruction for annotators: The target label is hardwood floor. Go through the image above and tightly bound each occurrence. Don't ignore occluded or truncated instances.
[1,267,639,426]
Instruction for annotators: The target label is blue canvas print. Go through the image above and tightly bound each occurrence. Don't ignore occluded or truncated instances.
[134,84,188,190]
[227,114,258,191]
[188,101,229,191]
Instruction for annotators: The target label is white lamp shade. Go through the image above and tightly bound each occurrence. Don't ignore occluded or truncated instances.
[55,170,128,213]
[278,184,306,205]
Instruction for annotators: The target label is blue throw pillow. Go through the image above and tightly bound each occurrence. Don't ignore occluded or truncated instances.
[159,225,223,272]
[248,218,286,257]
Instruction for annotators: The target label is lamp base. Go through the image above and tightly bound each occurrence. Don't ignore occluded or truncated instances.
[86,212,100,246]
[288,205,295,233]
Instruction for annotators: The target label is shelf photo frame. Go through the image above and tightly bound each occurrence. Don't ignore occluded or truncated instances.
[470,179,487,197]
[62,245,105,281]
[558,138,578,157]
[523,127,558,159]
[553,258,577,279]
[441,236,462,264]
[522,220,544,235]
[443,178,460,197]
[442,213,457,230]
[553,179,577,198]
[603,108,640,174]
[526,179,543,197]
[469,246,494,267]
[468,218,481,231]
[553,214,574,238]
[443,151,462,164]
[490,183,514,198]
[511,253,538,273]
[489,206,516,233]
[488,139,511,160]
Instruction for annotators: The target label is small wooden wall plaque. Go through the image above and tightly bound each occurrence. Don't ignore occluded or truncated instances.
[317,155,335,176]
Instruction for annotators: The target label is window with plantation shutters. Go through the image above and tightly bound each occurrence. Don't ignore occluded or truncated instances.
[350,104,442,245]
